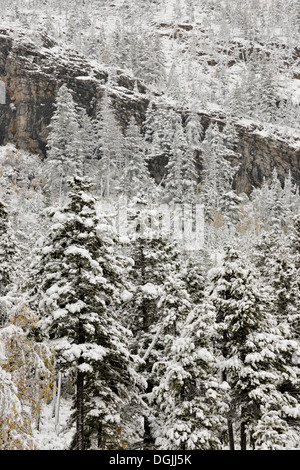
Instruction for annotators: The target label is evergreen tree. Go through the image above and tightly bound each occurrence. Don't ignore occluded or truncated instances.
[152,297,228,450]
[143,102,180,161]
[124,196,187,448]
[77,108,98,178]
[0,200,18,298]
[163,119,198,203]
[33,175,137,450]
[142,33,166,89]
[109,19,130,70]
[200,123,239,221]
[94,91,124,198]
[208,246,300,450]
[258,55,278,124]
[185,109,204,152]
[46,84,81,199]
[222,118,239,154]
[117,117,154,199]
[163,121,187,203]
[285,214,300,337]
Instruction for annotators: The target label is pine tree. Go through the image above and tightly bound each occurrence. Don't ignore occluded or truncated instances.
[258,55,278,124]
[222,118,239,154]
[286,214,300,337]
[124,196,187,448]
[94,91,124,198]
[200,123,238,221]
[33,175,137,450]
[117,117,154,199]
[282,171,300,217]
[161,116,198,204]
[143,102,180,161]
[0,200,18,298]
[109,19,130,70]
[250,169,297,232]
[185,108,204,152]
[77,108,98,178]
[163,120,187,203]
[267,168,286,230]
[125,196,182,365]
[166,59,187,106]
[142,33,166,89]
[46,84,81,199]
[208,246,300,450]
[152,298,228,450]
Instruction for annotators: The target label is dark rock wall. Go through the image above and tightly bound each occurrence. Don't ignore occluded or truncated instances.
[0,29,149,156]
[198,114,300,194]
[0,28,299,194]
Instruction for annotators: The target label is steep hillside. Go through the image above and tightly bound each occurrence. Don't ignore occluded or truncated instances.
[1,1,300,453]
[0,23,299,194]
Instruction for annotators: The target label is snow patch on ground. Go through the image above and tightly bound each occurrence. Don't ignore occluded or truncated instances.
[33,398,73,450]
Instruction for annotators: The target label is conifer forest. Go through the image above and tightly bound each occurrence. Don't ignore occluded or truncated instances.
[0,0,300,453]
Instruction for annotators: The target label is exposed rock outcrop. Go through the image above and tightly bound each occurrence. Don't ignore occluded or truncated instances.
[0,27,299,194]
[197,113,300,194]
[0,28,150,155]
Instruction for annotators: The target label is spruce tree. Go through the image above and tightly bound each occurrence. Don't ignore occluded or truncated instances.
[208,246,300,450]
[94,91,124,198]
[117,117,154,199]
[33,175,136,450]
[77,108,98,178]
[152,298,228,450]
[200,123,238,222]
[0,200,18,299]
[143,102,180,161]
[124,196,187,448]
[46,84,81,199]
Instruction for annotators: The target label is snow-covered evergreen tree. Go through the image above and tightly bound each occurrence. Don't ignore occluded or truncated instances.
[46,84,81,199]
[0,200,18,298]
[117,117,154,199]
[123,195,189,448]
[152,298,228,450]
[164,119,198,203]
[208,246,300,450]
[143,102,180,161]
[32,175,137,450]
[184,108,204,152]
[77,108,98,178]
[200,123,239,221]
[94,91,124,198]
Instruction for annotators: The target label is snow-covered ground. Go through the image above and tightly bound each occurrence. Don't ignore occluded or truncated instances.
[33,398,73,450]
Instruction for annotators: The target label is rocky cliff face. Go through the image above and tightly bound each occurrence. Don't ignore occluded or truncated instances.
[0,27,299,194]
[0,28,150,153]
[197,113,300,194]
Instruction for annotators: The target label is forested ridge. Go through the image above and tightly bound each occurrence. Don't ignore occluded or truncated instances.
[0,0,300,451]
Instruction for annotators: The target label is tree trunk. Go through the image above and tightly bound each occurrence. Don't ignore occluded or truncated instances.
[97,422,103,449]
[52,385,56,418]
[144,415,155,449]
[55,371,62,435]
[221,368,235,451]
[76,369,85,450]
[240,419,247,450]
[228,419,235,450]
